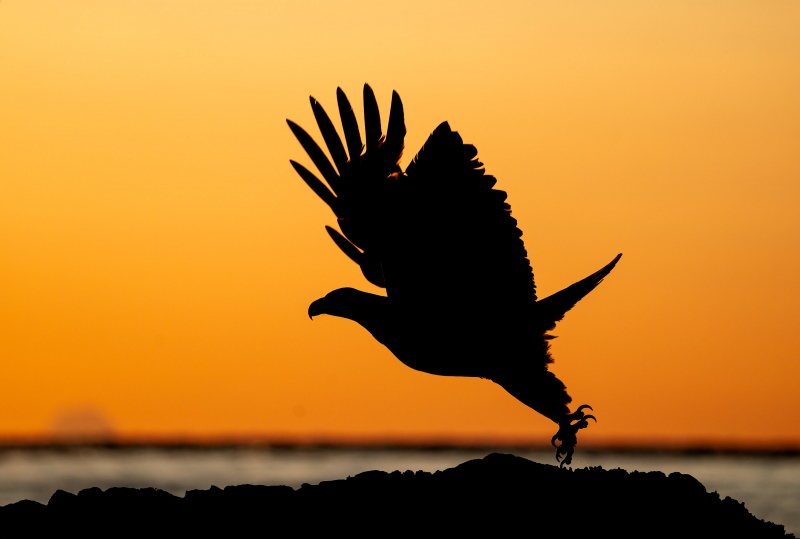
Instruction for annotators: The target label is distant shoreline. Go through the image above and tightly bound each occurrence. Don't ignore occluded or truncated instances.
[0,439,798,457]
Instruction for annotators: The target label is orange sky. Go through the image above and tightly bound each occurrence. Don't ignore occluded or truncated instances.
[1,1,799,447]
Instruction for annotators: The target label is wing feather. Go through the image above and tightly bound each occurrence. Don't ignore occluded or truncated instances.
[310,97,349,174]
[289,160,341,217]
[325,225,364,265]
[286,120,342,195]
[383,91,406,163]
[337,87,364,160]
[363,84,383,152]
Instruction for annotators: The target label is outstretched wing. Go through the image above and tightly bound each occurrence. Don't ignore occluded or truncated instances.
[534,254,622,333]
[382,122,538,318]
[287,84,405,288]
[289,85,538,318]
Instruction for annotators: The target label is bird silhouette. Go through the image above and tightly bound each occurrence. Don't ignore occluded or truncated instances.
[288,84,621,466]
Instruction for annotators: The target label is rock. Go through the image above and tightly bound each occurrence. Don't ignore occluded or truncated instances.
[0,453,792,537]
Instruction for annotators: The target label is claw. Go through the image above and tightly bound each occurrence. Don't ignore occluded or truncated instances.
[565,404,593,422]
[551,404,596,468]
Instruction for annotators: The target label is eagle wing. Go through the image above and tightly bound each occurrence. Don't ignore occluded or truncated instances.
[384,122,537,318]
[287,85,405,288]
[289,85,538,320]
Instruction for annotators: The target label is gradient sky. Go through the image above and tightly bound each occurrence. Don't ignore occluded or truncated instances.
[1,1,799,446]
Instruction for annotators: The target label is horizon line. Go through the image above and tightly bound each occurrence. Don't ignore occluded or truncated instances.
[1,435,799,456]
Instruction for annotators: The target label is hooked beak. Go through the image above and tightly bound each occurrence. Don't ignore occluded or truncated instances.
[308,298,325,319]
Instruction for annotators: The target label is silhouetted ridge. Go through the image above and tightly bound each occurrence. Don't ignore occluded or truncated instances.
[0,454,792,537]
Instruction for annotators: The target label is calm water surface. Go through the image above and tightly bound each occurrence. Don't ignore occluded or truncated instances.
[0,448,797,535]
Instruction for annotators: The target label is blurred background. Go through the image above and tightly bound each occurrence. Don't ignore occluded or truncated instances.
[1,0,799,533]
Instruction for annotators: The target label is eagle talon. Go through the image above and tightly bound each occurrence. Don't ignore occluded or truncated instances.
[552,404,596,468]
[567,404,593,421]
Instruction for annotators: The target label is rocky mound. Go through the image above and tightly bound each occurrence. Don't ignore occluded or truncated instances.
[0,453,792,537]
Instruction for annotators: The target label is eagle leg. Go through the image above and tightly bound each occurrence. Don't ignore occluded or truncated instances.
[551,404,596,468]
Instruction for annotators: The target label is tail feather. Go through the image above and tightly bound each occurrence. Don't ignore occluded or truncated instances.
[535,254,622,332]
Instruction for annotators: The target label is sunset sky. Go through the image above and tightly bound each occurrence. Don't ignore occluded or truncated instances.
[1,1,799,447]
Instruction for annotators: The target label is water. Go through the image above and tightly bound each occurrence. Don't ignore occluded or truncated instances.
[0,447,797,535]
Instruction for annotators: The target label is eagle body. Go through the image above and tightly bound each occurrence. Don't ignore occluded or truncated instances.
[314,289,546,381]
[290,85,621,465]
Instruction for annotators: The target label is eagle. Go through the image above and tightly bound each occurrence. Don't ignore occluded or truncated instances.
[288,85,621,466]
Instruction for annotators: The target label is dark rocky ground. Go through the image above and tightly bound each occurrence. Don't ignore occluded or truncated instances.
[0,453,793,537]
